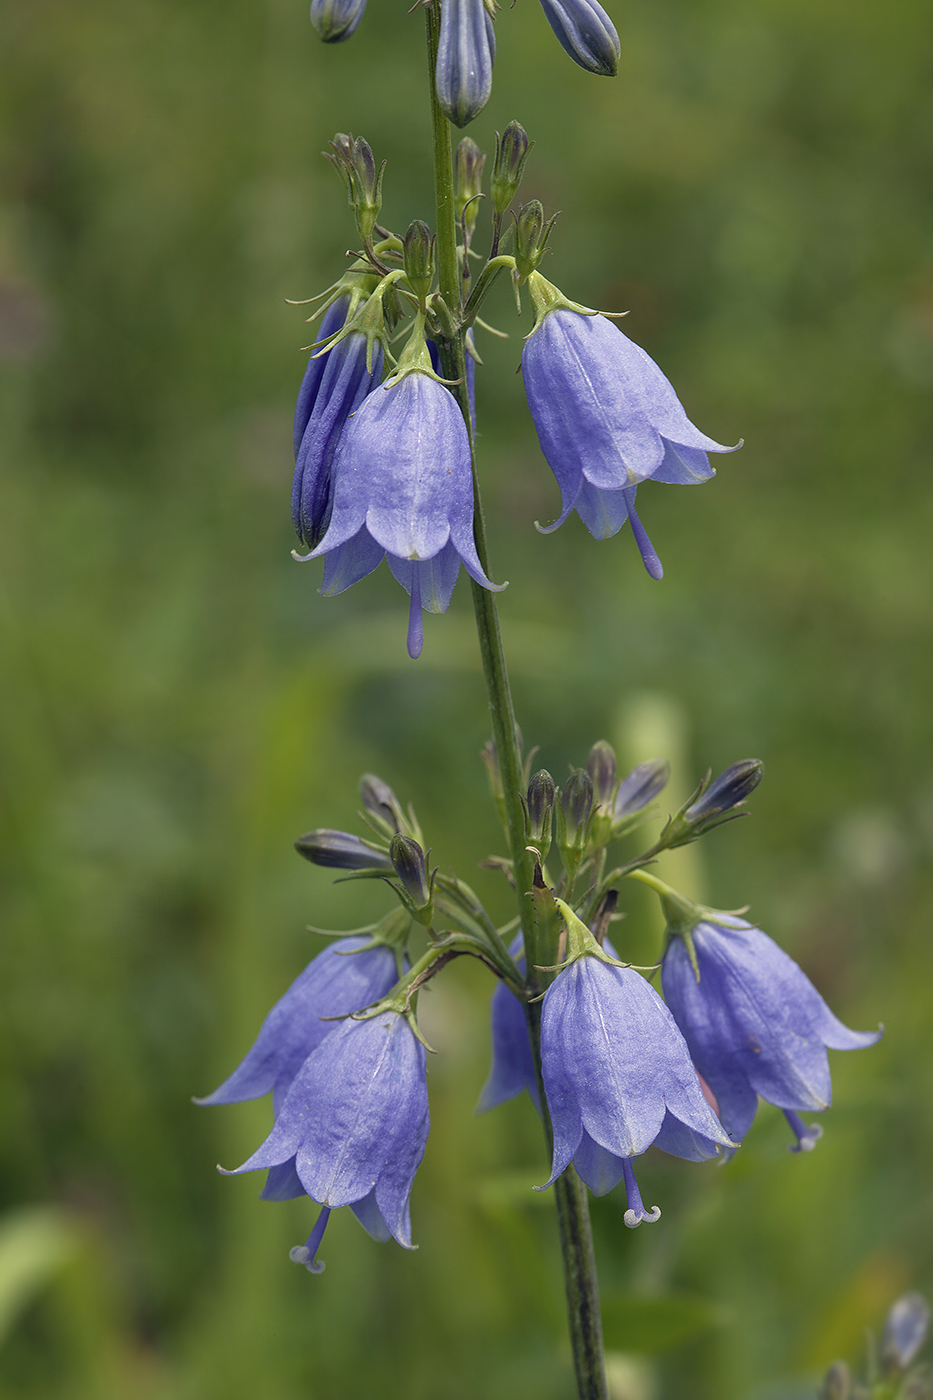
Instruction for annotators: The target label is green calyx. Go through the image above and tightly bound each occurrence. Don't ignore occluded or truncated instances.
[625,869,737,982]
[523,271,595,332]
[535,896,632,975]
[323,270,403,374]
[384,311,453,387]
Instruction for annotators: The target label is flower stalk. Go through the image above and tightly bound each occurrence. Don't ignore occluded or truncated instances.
[423,7,608,1395]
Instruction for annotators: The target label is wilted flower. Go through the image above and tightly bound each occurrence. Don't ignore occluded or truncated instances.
[661,915,882,1149]
[522,278,739,577]
[294,355,504,660]
[195,935,401,1114]
[292,321,385,550]
[310,0,367,43]
[435,0,496,128]
[223,1010,429,1260]
[537,0,620,76]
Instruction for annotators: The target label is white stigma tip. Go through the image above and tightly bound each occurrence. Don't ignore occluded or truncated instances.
[289,1245,325,1275]
[623,1205,661,1229]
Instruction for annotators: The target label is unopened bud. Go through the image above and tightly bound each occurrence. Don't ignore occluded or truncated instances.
[310,0,366,43]
[513,200,559,279]
[586,741,617,807]
[685,759,764,822]
[390,835,431,911]
[614,758,669,820]
[455,138,486,236]
[491,121,532,215]
[325,133,385,242]
[403,221,435,303]
[295,829,392,871]
[561,768,593,846]
[883,1294,931,1375]
[527,769,556,852]
[819,1361,852,1400]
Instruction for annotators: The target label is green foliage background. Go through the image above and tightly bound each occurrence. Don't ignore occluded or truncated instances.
[1,0,931,1395]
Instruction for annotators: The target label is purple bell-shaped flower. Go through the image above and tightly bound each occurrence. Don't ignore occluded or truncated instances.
[521,273,740,578]
[294,323,504,659]
[221,1009,429,1264]
[661,912,882,1151]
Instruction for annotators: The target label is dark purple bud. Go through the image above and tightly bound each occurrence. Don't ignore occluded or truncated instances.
[390,835,431,909]
[435,0,495,128]
[310,0,366,43]
[685,759,764,822]
[527,769,556,845]
[819,1361,852,1400]
[359,773,405,835]
[490,121,531,215]
[883,1294,931,1374]
[403,221,435,303]
[295,828,392,870]
[586,741,617,807]
[537,0,620,77]
[561,768,593,844]
[614,758,669,819]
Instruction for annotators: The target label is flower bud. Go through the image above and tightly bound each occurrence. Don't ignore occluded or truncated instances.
[310,0,366,43]
[390,835,432,913]
[455,137,486,240]
[403,221,435,304]
[294,828,392,870]
[538,0,620,77]
[561,768,593,846]
[526,770,556,854]
[325,133,385,243]
[614,758,669,820]
[882,1294,931,1375]
[514,200,559,280]
[435,0,495,128]
[490,121,532,215]
[586,741,617,807]
[818,1361,852,1400]
[359,772,406,838]
[684,759,764,822]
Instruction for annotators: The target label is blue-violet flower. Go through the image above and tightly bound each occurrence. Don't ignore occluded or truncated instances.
[294,362,504,660]
[539,951,733,1224]
[293,297,350,457]
[223,1010,429,1263]
[661,915,882,1151]
[522,277,739,578]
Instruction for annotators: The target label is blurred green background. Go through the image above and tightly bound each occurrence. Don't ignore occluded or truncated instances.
[1,0,931,1395]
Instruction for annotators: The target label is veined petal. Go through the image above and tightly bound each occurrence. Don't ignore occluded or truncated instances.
[477,935,540,1113]
[435,0,495,128]
[573,1131,626,1196]
[293,298,349,456]
[537,0,620,76]
[310,0,366,42]
[319,529,385,595]
[388,544,462,614]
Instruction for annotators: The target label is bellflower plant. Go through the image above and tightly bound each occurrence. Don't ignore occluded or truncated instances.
[521,272,740,577]
[644,877,883,1149]
[195,0,885,1388]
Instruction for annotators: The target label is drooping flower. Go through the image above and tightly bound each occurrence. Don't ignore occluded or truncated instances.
[195,934,402,1115]
[435,0,497,129]
[521,274,740,578]
[661,914,882,1151]
[293,333,504,660]
[293,297,350,456]
[310,0,367,43]
[537,906,733,1225]
[292,295,386,551]
[477,934,540,1113]
[537,0,620,77]
[222,1009,429,1258]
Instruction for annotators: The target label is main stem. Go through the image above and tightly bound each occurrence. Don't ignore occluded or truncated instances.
[424,13,608,1397]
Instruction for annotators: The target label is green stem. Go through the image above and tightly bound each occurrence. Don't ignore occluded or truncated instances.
[423,12,608,1398]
